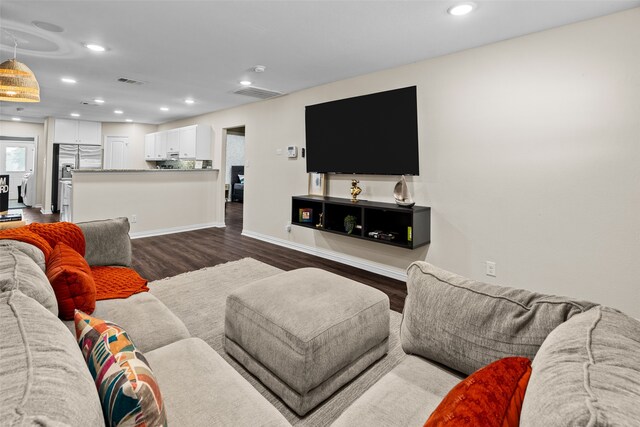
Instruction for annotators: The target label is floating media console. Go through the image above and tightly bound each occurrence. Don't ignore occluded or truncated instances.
[291,195,430,249]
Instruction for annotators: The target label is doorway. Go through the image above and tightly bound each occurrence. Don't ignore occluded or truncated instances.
[0,139,36,208]
[224,126,245,229]
[104,136,129,169]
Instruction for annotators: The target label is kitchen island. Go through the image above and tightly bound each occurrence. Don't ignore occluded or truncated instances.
[72,168,223,237]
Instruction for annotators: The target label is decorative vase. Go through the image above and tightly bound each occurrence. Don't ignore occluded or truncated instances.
[394,175,415,207]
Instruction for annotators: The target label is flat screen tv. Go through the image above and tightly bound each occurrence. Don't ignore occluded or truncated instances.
[305,86,419,175]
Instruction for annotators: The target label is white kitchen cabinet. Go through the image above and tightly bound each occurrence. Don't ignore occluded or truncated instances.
[178,124,211,160]
[167,129,180,153]
[179,126,197,159]
[144,124,212,162]
[155,132,167,160]
[54,119,101,145]
[144,133,156,160]
[144,132,168,161]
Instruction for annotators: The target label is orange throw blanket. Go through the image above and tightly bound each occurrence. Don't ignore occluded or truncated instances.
[91,266,149,300]
[0,227,53,260]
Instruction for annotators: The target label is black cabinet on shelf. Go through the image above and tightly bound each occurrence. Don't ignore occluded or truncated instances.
[291,195,430,249]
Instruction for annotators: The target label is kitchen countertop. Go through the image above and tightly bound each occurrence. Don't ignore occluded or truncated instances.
[72,168,218,173]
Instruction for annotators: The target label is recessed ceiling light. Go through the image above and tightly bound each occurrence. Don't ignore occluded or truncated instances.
[448,2,476,16]
[240,80,252,86]
[160,107,169,111]
[61,77,77,84]
[70,113,80,117]
[11,117,21,121]
[185,99,195,104]
[84,43,107,52]
[125,119,133,122]
[94,98,105,104]
[114,110,123,114]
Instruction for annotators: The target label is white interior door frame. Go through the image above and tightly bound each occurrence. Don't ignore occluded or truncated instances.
[104,135,129,169]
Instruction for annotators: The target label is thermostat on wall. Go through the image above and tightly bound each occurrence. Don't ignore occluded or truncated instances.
[287,145,298,158]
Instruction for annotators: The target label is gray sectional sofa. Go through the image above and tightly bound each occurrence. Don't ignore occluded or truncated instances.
[2,217,639,426]
[0,218,289,427]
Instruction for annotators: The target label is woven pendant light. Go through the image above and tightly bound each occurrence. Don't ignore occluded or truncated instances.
[0,58,40,102]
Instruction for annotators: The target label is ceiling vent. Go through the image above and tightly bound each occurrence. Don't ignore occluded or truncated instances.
[233,86,283,99]
[80,101,100,106]
[117,77,144,85]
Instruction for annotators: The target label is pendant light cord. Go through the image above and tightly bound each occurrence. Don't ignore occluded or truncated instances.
[2,29,19,59]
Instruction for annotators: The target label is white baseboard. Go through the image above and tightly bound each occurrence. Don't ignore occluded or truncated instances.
[40,207,52,215]
[241,230,408,282]
[130,222,225,239]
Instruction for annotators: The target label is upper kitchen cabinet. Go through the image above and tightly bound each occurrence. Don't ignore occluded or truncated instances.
[54,119,101,145]
[180,125,212,160]
[167,129,180,153]
[144,124,212,161]
[144,132,167,161]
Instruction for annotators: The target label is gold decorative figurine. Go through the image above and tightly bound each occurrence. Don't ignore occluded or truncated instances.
[350,179,362,202]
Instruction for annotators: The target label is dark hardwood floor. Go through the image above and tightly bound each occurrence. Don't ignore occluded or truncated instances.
[24,202,408,312]
[131,202,408,312]
[21,207,60,224]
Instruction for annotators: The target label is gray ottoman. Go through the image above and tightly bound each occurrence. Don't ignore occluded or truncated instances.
[225,267,390,416]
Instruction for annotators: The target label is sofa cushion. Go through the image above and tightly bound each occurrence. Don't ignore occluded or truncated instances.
[64,292,191,353]
[520,306,640,426]
[145,337,291,427]
[0,290,104,426]
[425,357,532,427]
[0,239,46,271]
[0,227,53,260]
[332,355,462,427]
[46,242,96,320]
[75,311,167,427]
[401,262,596,375]
[77,217,132,267]
[0,246,58,315]
[28,222,86,257]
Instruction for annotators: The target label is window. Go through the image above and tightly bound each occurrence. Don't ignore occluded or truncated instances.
[5,146,26,172]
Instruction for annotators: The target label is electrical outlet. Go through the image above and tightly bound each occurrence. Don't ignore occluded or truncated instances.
[285,223,292,233]
[486,261,496,277]
[131,214,137,223]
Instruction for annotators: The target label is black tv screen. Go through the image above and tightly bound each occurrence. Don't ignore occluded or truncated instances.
[305,86,419,175]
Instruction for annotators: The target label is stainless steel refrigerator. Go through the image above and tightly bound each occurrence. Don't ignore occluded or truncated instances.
[52,144,102,212]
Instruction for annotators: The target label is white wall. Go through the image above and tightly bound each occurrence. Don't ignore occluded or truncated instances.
[158,9,640,317]
[0,120,46,208]
[72,170,220,236]
[102,122,158,169]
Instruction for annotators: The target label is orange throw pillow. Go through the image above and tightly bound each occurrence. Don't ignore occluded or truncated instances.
[46,242,96,320]
[0,226,53,260]
[28,222,86,257]
[424,357,532,427]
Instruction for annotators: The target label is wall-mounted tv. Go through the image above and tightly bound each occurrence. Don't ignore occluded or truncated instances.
[305,86,419,175]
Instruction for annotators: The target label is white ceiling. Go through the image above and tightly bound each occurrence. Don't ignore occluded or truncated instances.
[1,0,639,125]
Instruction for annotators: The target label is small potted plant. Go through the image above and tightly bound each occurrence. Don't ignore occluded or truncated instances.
[344,215,357,234]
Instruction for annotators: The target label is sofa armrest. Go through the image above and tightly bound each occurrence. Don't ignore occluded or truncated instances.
[76,217,132,266]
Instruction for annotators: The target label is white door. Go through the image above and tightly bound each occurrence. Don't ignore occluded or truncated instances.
[0,141,36,201]
[104,136,129,169]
